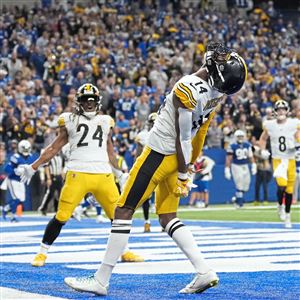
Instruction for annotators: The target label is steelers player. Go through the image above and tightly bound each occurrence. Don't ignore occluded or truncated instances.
[18,83,143,266]
[135,112,158,232]
[259,100,300,228]
[64,42,247,295]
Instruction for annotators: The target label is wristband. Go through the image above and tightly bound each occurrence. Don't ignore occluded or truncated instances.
[178,172,188,180]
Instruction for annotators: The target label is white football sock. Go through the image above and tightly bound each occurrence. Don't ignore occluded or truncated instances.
[95,219,132,286]
[165,218,210,274]
[39,243,50,255]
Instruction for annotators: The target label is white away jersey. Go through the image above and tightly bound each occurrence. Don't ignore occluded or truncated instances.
[263,118,300,159]
[148,74,224,154]
[58,113,114,173]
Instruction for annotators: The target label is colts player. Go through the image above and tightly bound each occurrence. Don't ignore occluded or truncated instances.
[225,130,257,207]
[18,83,143,267]
[64,42,248,295]
[259,100,300,228]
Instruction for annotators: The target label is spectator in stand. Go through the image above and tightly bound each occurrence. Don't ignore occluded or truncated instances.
[115,89,137,120]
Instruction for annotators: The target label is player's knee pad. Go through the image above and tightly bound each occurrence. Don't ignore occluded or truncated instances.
[56,209,72,223]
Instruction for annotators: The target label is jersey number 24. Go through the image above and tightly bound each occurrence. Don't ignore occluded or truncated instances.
[77,124,103,147]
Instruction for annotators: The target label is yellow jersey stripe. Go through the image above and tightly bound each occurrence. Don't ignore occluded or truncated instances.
[179,83,197,106]
[174,88,195,110]
[175,89,195,110]
[177,85,196,107]
[178,85,197,108]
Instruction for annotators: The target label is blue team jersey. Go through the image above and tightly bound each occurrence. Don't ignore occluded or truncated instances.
[227,142,253,165]
[4,153,36,181]
[116,98,137,120]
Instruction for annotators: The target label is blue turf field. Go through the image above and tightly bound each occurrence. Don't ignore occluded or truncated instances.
[1,216,299,300]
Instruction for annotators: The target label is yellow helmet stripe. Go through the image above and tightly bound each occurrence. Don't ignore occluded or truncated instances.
[238,55,248,81]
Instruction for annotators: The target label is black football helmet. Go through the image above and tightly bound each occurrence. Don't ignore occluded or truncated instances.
[75,83,102,115]
[204,42,247,95]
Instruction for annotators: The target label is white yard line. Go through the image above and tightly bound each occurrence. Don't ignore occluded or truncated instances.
[0,287,67,300]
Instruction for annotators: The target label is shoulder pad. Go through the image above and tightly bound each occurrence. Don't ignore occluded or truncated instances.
[107,115,115,128]
[10,154,19,164]
[57,112,71,127]
[174,80,197,110]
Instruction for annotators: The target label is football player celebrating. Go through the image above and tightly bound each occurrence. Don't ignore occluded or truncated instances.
[64,42,247,295]
[225,130,257,207]
[259,100,300,228]
[18,83,143,267]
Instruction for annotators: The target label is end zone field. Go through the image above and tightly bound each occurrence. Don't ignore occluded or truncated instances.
[1,204,299,299]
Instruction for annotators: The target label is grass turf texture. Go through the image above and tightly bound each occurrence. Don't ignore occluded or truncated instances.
[133,204,300,223]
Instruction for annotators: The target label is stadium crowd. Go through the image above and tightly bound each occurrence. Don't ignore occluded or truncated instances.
[0,0,299,209]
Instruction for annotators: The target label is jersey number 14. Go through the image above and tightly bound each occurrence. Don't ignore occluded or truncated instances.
[77,124,103,147]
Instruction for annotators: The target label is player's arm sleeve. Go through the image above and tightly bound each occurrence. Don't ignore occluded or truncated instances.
[259,122,269,149]
[190,111,216,164]
[4,155,18,175]
[178,107,193,165]
[173,81,197,110]
[248,145,254,158]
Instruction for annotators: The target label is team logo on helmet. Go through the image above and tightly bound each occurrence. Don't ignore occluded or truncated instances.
[274,100,289,112]
[274,100,289,121]
[204,42,247,95]
[75,83,102,116]
[18,140,32,156]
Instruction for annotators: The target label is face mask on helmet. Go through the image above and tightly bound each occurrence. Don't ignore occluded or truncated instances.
[18,140,32,156]
[274,100,289,120]
[204,42,247,95]
[75,83,102,117]
[234,130,245,143]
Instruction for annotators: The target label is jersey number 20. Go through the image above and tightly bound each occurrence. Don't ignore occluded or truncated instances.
[77,124,103,147]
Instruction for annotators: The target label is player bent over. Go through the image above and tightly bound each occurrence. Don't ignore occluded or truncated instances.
[64,43,247,295]
[18,83,143,267]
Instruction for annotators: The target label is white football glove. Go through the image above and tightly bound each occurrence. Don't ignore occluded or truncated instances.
[260,149,270,160]
[18,164,36,184]
[118,172,129,192]
[14,166,24,176]
[224,167,231,180]
[251,163,257,175]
